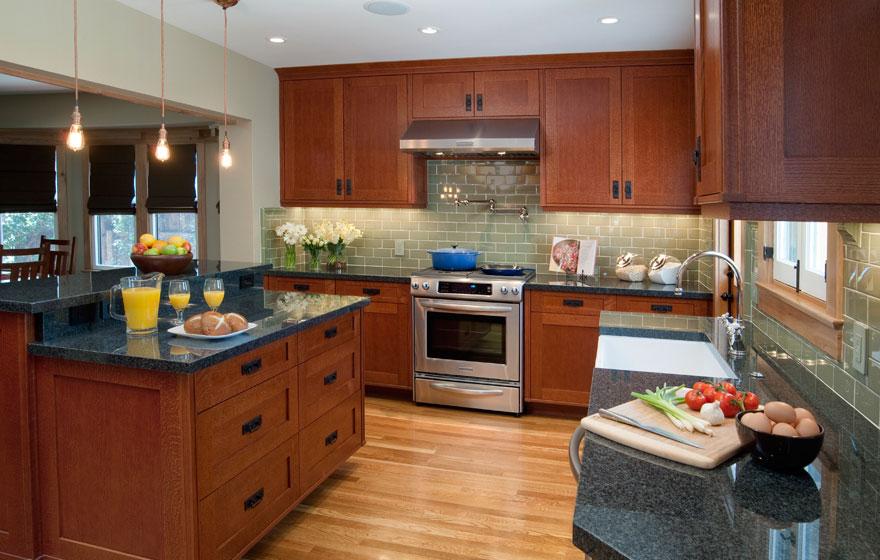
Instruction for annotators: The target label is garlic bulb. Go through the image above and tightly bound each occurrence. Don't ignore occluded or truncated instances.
[700,401,724,426]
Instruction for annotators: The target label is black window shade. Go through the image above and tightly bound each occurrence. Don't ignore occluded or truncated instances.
[0,144,57,213]
[147,144,197,213]
[87,145,136,215]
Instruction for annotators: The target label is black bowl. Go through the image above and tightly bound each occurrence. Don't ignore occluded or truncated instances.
[735,410,824,471]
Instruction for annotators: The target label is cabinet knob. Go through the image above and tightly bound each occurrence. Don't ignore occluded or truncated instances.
[612,181,620,199]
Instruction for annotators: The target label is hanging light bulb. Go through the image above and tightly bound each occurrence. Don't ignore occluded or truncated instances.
[67,0,84,151]
[215,1,237,168]
[156,0,170,162]
[220,134,232,168]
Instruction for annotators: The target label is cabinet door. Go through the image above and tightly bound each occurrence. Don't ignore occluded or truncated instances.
[474,70,539,117]
[527,311,599,406]
[412,72,474,118]
[280,79,344,204]
[694,0,723,198]
[361,302,412,388]
[542,67,621,209]
[343,75,410,203]
[622,66,696,211]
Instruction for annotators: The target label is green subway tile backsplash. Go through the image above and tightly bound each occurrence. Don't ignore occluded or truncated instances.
[262,160,713,284]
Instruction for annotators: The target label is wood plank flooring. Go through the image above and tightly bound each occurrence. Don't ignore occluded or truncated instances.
[245,396,585,560]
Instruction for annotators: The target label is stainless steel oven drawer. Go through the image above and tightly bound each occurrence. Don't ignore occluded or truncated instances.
[414,377,521,414]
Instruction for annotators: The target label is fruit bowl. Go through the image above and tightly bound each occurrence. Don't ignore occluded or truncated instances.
[735,410,824,471]
[130,253,193,276]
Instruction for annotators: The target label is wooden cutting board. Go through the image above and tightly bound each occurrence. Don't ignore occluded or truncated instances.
[581,399,746,469]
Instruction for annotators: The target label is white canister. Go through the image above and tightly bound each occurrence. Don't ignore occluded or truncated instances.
[648,254,682,285]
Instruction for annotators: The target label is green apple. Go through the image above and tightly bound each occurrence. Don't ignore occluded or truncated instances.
[143,248,160,256]
[176,247,187,255]
[160,244,179,255]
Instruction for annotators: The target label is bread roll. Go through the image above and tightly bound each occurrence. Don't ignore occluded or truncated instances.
[201,312,231,336]
[224,313,248,332]
[184,314,203,334]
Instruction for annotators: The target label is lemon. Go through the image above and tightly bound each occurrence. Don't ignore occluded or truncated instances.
[139,233,156,248]
[168,235,185,248]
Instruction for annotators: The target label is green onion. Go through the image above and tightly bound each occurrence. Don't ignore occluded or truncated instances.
[631,384,715,436]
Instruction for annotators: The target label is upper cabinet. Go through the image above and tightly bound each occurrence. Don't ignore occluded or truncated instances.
[542,65,696,213]
[694,0,880,221]
[412,70,540,118]
[280,75,426,208]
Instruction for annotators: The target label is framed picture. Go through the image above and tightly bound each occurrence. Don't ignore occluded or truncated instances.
[549,237,597,275]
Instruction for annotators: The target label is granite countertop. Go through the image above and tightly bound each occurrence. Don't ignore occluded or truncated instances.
[0,261,270,314]
[573,312,880,559]
[265,265,417,283]
[28,290,369,374]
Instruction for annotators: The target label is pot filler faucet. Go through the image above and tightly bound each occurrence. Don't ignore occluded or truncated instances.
[675,251,747,357]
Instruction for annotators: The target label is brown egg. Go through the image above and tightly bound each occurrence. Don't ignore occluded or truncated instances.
[741,411,773,433]
[765,401,797,424]
[771,422,799,437]
[794,407,815,423]
[795,418,821,437]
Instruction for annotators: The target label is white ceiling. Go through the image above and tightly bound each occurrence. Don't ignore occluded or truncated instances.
[113,0,695,69]
[0,74,70,95]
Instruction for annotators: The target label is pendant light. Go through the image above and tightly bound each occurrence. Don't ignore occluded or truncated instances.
[215,0,238,169]
[67,0,84,151]
[155,0,170,162]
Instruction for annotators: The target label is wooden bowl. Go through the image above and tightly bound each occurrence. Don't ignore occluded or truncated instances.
[130,253,194,276]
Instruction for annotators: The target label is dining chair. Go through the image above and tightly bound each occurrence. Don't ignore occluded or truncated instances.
[0,244,49,282]
[40,235,77,276]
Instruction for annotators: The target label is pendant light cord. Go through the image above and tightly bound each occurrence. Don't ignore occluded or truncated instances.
[73,0,79,105]
[160,0,165,123]
[223,7,228,133]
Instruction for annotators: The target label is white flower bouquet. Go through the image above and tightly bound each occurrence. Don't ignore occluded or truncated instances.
[274,222,307,268]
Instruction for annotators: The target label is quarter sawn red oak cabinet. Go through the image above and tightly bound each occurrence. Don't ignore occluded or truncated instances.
[411,70,540,118]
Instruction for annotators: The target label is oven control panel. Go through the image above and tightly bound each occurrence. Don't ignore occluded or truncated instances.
[411,277,527,302]
[438,281,492,296]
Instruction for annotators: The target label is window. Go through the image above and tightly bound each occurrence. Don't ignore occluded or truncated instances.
[773,222,827,301]
[152,212,198,257]
[93,214,135,267]
[0,212,56,252]
[0,144,58,260]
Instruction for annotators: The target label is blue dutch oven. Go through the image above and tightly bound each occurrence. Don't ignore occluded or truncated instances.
[427,246,482,270]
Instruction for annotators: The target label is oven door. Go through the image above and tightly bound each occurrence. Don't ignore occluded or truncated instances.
[413,297,521,383]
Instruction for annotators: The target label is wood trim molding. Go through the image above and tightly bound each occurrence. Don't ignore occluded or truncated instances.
[55,144,69,240]
[700,201,880,222]
[196,144,208,264]
[276,50,695,80]
[80,147,92,269]
[756,281,842,358]
[0,127,215,146]
[135,144,150,237]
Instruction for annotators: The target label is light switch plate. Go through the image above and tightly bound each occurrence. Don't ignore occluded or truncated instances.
[853,322,868,374]
[394,240,405,256]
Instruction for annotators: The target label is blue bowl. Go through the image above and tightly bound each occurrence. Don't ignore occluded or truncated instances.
[427,247,482,270]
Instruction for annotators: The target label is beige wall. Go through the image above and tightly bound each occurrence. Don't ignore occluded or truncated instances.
[1,0,280,262]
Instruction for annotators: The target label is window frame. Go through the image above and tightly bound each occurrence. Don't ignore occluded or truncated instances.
[756,221,843,359]
[772,221,827,301]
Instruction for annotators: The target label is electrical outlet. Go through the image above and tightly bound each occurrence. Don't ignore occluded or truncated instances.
[394,240,405,256]
[853,322,868,374]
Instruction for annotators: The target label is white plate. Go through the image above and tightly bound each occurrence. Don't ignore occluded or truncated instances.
[168,322,258,340]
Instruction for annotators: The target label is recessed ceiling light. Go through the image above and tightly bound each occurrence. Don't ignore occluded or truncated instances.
[418,26,440,35]
[598,17,620,24]
[364,1,410,16]
[267,36,286,43]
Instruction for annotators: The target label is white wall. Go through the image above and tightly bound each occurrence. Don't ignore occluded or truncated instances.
[1,0,280,262]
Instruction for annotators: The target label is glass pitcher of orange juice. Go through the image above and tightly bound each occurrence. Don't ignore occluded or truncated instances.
[110,272,165,335]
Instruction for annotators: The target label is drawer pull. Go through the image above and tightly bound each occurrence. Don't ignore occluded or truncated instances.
[243,488,264,511]
[324,326,338,339]
[563,299,584,307]
[362,288,380,296]
[323,371,338,386]
[293,283,310,291]
[241,358,262,376]
[325,429,339,446]
[241,415,263,435]
[651,304,673,313]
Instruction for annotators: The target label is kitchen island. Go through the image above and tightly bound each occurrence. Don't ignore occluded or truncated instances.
[573,312,879,559]
[0,264,369,560]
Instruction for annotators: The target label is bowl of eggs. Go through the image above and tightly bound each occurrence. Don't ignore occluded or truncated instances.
[735,402,824,471]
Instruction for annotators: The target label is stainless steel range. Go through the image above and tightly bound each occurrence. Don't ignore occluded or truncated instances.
[410,267,535,414]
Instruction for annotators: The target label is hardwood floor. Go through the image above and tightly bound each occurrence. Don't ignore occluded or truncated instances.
[245,396,585,560]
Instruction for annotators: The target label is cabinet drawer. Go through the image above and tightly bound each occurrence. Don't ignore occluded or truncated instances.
[266,276,335,294]
[299,337,361,427]
[617,296,710,317]
[198,437,299,560]
[196,369,298,498]
[195,337,296,412]
[297,311,360,363]
[336,280,408,304]
[299,391,363,491]
[529,292,616,315]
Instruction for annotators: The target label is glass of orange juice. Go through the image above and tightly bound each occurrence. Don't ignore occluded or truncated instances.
[204,277,225,311]
[109,272,164,335]
[168,280,190,325]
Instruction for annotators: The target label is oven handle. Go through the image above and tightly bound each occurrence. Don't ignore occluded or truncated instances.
[419,301,513,314]
[429,382,505,396]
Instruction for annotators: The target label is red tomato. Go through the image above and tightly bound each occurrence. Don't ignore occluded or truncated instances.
[685,390,707,411]
[742,392,760,411]
[693,382,712,394]
[702,386,717,403]
[717,381,737,395]
[718,393,743,417]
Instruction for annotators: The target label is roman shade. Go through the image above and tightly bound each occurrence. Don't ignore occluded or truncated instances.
[147,144,197,213]
[0,144,57,213]
[87,145,136,215]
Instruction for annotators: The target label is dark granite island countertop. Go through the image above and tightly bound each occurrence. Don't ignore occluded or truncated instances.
[573,312,880,559]
[265,264,417,283]
[28,290,369,374]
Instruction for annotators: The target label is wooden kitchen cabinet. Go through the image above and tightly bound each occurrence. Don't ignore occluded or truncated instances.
[412,70,539,118]
[542,65,696,213]
[263,275,335,294]
[616,295,710,317]
[694,0,880,221]
[280,75,426,207]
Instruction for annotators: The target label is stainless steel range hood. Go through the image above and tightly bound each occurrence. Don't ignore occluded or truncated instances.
[400,118,539,156]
